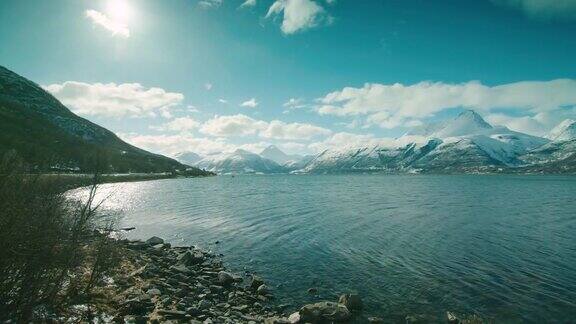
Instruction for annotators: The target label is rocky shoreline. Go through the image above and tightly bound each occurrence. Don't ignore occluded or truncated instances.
[73,234,485,324]
[72,234,380,324]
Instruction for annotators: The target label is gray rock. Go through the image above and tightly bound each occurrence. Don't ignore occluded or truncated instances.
[338,293,363,311]
[307,288,318,295]
[146,236,164,245]
[367,316,384,323]
[447,311,459,323]
[198,299,213,310]
[257,284,269,295]
[249,275,265,291]
[218,271,235,286]
[146,288,161,296]
[186,307,201,315]
[157,309,187,319]
[288,312,301,323]
[299,301,351,323]
[178,250,205,266]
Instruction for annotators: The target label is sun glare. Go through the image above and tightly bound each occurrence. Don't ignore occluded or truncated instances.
[107,0,132,23]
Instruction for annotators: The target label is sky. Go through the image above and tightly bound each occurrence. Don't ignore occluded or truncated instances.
[1,0,576,156]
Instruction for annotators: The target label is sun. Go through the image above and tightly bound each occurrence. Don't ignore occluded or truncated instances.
[106,0,132,23]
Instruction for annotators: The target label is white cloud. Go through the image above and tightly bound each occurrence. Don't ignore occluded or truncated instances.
[486,108,576,136]
[240,0,257,8]
[200,114,267,137]
[151,117,200,132]
[85,9,130,37]
[318,79,576,130]
[199,0,223,9]
[204,83,213,91]
[266,0,331,34]
[199,114,331,140]
[240,98,259,108]
[119,133,233,156]
[261,120,331,140]
[218,98,228,104]
[493,0,576,20]
[283,98,306,110]
[44,81,184,118]
[187,105,200,113]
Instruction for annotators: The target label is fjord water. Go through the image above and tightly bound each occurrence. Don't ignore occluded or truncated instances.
[82,175,576,322]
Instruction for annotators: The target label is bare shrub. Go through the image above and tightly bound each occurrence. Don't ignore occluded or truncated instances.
[0,152,120,321]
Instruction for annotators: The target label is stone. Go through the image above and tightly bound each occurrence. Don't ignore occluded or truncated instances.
[288,312,301,323]
[307,288,318,295]
[367,317,384,323]
[447,311,459,323]
[198,299,213,310]
[218,271,235,286]
[299,301,351,323]
[119,298,153,316]
[157,309,187,319]
[264,317,291,324]
[146,288,161,296]
[127,241,148,250]
[338,293,363,311]
[249,275,265,291]
[257,284,269,295]
[146,236,164,245]
[178,250,205,266]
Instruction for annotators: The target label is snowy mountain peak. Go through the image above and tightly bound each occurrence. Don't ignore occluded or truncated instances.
[260,145,302,165]
[174,151,202,165]
[548,119,576,142]
[405,110,494,138]
[234,148,252,155]
[457,110,492,126]
[432,110,493,138]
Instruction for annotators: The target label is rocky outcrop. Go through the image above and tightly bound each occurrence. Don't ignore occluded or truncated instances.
[83,237,285,323]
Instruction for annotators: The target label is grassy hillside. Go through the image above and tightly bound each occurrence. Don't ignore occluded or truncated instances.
[0,66,211,175]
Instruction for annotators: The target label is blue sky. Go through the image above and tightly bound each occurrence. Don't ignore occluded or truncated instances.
[1,0,576,156]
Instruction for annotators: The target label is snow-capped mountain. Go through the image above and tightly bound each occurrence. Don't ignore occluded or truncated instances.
[178,114,574,175]
[301,110,556,174]
[260,145,303,165]
[195,149,286,174]
[547,119,576,142]
[408,110,494,138]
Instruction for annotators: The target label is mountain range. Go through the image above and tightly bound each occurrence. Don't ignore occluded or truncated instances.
[177,110,576,175]
[0,65,210,175]
[3,65,573,175]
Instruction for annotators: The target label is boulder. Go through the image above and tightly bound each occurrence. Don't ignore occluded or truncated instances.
[157,309,187,319]
[447,312,459,324]
[338,293,363,311]
[218,271,235,286]
[288,312,301,323]
[146,236,164,245]
[146,288,161,296]
[299,301,351,323]
[257,284,269,295]
[178,250,205,266]
[249,275,265,291]
[367,317,384,323]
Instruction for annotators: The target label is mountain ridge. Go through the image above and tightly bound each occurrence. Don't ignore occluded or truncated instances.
[0,65,209,175]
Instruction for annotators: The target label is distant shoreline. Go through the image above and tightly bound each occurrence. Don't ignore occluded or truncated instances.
[40,172,215,192]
